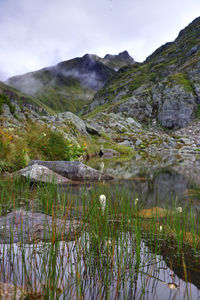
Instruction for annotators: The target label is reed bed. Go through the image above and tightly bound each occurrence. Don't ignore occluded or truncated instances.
[0,177,199,299]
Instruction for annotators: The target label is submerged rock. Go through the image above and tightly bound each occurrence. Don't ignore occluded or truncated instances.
[0,282,25,300]
[0,210,82,243]
[29,160,113,181]
[15,163,70,184]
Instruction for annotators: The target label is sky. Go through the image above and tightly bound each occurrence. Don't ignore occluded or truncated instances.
[0,0,200,80]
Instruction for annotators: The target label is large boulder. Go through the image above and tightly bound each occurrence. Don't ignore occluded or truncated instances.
[29,160,113,181]
[0,210,82,243]
[15,163,70,184]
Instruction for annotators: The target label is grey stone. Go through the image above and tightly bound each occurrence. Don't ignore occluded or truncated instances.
[155,84,196,129]
[99,148,120,157]
[180,137,193,144]
[126,117,142,128]
[0,210,82,243]
[135,139,142,146]
[15,164,70,184]
[118,140,133,147]
[28,160,113,181]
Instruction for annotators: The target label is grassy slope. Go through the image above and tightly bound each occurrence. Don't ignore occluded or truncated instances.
[0,81,54,115]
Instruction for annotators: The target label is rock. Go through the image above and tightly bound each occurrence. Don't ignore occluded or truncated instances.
[99,148,120,157]
[118,140,133,147]
[180,137,193,144]
[135,139,142,146]
[138,207,170,218]
[86,124,101,136]
[40,111,89,137]
[15,163,70,184]
[126,117,142,128]
[167,137,177,147]
[0,282,25,300]
[0,210,82,243]
[28,160,113,181]
[153,84,196,129]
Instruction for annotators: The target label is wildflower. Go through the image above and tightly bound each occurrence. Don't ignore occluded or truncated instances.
[100,162,104,172]
[176,207,182,213]
[159,225,163,232]
[99,194,106,212]
[42,132,46,137]
[167,283,177,290]
[106,239,112,246]
[98,162,105,181]
[135,198,139,205]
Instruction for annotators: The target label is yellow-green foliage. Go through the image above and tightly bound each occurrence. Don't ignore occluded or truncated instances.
[168,72,194,93]
[0,123,86,172]
[0,94,16,114]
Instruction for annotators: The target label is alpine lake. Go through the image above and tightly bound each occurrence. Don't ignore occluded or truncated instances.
[0,151,200,300]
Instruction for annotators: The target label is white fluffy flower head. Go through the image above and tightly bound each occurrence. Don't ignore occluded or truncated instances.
[176,207,182,213]
[99,194,106,211]
[134,198,139,205]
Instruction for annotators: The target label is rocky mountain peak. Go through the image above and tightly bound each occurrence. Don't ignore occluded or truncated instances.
[103,50,135,69]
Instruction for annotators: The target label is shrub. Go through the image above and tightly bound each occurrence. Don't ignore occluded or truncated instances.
[0,93,16,114]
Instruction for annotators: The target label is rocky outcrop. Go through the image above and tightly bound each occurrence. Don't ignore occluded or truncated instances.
[152,83,197,129]
[0,210,82,243]
[40,111,89,137]
[83,17,200,129]
[87,112,142,138]
[103,50,135,70]
[15,163,70,184]
[28,160,113,181]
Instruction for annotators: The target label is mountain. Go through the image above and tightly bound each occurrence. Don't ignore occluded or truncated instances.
[84,17,200,129]
[6,51,135,114]
[102,50,135,70]
[0,80,52,115]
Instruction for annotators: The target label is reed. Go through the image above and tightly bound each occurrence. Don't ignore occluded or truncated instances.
[0,176,199,299]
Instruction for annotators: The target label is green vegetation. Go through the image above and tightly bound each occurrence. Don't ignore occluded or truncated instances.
[0,81,54,115]
[0,94,15,114]
[36,80,95,113]
[0,178,199,298]
[168,72,195,93]
[0,122,86,173]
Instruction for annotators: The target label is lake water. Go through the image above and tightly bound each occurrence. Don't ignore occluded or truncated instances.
[0,154,200,299]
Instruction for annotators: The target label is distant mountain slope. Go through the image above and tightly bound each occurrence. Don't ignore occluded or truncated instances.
[0,81,52,115]
[84,17,200,129]
[6,51,135,114]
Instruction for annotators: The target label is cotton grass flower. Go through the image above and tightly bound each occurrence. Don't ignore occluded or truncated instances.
[99,195,106,212]
[134,198,139,205]
[167,283,178,289]
[176,207,183,213]
[98,162,105,181]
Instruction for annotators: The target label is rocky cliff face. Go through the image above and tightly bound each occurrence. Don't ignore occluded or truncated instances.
[84,17,200,129]
[103,51,135,70]
[6,51,134,114]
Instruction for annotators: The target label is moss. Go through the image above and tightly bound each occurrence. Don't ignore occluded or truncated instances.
[84,103,112,119]
[168,72,195,93]
[0,94,15,115]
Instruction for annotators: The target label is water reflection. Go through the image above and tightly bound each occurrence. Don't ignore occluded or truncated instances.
[0,232,199,299]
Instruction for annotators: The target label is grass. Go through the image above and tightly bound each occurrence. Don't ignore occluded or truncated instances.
[0,122,87,173]
[0,176,199,298]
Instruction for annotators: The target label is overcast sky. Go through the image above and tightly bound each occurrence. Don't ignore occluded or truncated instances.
[0,0,200,80]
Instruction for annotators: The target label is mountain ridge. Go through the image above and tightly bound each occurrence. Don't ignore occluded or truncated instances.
[84,16,200,129]
[5,51,135,113]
